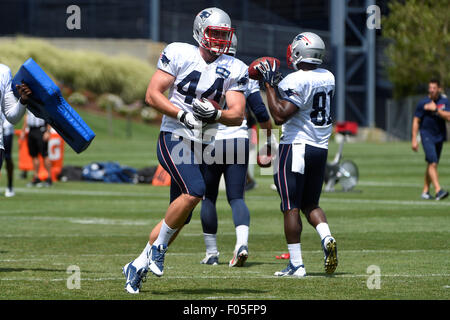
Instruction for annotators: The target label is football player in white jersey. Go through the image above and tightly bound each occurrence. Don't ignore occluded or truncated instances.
[256,32,338,277]
[1,113,15,197]
[122,7,249,294]
[199,33,273,267]
[0,64,32,171]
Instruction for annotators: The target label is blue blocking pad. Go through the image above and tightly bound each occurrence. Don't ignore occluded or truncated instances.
[12,58,95,153]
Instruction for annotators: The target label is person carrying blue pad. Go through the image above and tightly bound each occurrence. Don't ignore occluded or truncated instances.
[0,63,33,173]
[12,58,95,154]
[412,78,450,201]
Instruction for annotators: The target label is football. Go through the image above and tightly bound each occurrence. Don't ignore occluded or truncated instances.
[248,56,281,80]
[206,98,222,110]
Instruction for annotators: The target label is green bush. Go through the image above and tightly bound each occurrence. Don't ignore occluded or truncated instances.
[97,93,125,112]
[0,37,155,103]
[67,92,88,106]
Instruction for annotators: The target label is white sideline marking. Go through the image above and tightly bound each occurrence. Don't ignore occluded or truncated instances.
[5,188,156,198]
[0,216,156,226]
[5,187,450,207]
[319,198,450,207]
[0,273,448,282]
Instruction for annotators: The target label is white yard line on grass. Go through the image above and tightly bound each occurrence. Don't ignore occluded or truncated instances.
[0,273,449,282]
[7,188,450,208]
[6,187,450,207]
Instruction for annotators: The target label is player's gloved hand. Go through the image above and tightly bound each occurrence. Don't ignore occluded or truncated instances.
[256,60,283,87]
[177,110,204,130]
[192,98,222,123]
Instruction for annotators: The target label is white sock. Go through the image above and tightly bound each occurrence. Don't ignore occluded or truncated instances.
[288,243,303,267]
[153,220,177,247]
[133,242,151,270]
[203,233,218,255]
[315,222,332,241]
[235,225,249,251]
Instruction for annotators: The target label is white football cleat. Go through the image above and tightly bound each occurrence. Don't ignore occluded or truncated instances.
[122,261,148,294]
[322,236,338,274]
[274,262,306,277]
[200,252,219,265]
[229,245,248,267]
[4,188,15,197]
[148,244,167,277]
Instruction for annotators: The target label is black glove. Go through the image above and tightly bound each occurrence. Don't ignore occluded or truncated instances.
[256,60,283,87]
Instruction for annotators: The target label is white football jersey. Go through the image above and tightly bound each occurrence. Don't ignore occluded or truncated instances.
[277,68,335,149]
[2,112,14,136]
[0,64,14,150]
[26,109,46,127]
[215,78,260,141]
[157,42,249,143]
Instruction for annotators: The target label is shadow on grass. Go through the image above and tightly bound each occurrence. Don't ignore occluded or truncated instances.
[240,261,280,267]
[147,288,267,296]
[303,272,352,277]
[0,267,95,273]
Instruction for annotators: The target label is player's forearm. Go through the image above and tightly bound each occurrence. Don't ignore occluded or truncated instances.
[145,90,180,119]
[258,119,272,137]
[3,91,26,124]
[264,84,288,125]
[437,109,450,121]
[411,118,420,141]
[218,109,244,126]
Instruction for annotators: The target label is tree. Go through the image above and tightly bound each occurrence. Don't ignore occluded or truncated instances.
[382,0,449,98]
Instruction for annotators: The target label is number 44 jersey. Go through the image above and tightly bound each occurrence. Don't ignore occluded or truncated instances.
[157,42,249,143]
[277,68,335,149]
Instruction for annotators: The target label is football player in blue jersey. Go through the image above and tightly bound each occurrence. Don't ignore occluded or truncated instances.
[257,32,338,277]
[122,7,249,294]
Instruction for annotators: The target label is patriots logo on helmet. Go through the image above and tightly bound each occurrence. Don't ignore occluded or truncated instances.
[216,66,230,79]
[160,52,170,67]
[295,34,312,44]
[199,10,211,21]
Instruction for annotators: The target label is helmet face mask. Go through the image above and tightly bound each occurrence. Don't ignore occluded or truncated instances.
[202,26,234,55]
[226,33,237,56]
[193,8,234,56]
[287,32,325,70]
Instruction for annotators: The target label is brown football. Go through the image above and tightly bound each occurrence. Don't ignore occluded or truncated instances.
[248,57,281,80]
[206,98,222,110]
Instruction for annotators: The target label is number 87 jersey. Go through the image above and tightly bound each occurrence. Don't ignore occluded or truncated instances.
[157,42,249,143]
[277,68,335,149]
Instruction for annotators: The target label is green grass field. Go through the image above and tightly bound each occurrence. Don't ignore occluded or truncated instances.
[0,109,449,300]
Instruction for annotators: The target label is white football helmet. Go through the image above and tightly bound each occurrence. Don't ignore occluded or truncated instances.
[193,7,234,55]
[287,32,325,69]
[227,33,237,56]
